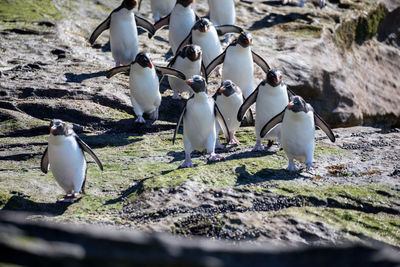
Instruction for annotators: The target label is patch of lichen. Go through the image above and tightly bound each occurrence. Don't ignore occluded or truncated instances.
[280,23,323,39]
[282,207,400,247]
[0,0,62,22]
[355,2,387,44]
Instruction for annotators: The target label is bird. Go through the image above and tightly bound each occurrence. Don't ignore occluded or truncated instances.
[40,119,103,203]
[89,0,155,67]
[153,0,197,55]
[173,75,229,168]
[260,95,335,171]
[168,44,206,99]
[237,69,295,151]
[214,80,243,147]
[208,0,236,43]
[206,31,270,99]
[176,18,243,68]
[106,52,186,123]
[138,0,176,22]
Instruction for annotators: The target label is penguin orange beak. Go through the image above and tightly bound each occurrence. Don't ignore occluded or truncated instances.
[247,39,251,45]
[275,76,280,84]
[219,86,225,92]
[287,102,294,109]
[50,126,57,133]
[186,79,193,85]
[148,61,153,69]
[194,52,198,59]
[133,0,138,6]
[203,26,207,32]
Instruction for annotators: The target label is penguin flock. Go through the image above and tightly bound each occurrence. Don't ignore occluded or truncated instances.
[41,0,336,202]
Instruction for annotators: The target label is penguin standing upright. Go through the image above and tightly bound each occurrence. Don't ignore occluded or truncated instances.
[214,80,243,146]
[260,96,335,171]
[206,32,270,98]
[176,18,242,68]
[106,52,185,123]
[237,69,295,151]
[168,44,206,99]
[41,119,103,203]
[173,75,229,168]
[138,0,176,22]
[208,0,236,42]
[153,0,197,55]
[89,0,155,67]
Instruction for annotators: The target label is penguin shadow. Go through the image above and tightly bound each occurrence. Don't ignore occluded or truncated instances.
[1,194,73,217]
[225,149,274,161]
[77,132,144,149]
[105,177,150,205]
[65,70,107,83]
[166,150,205,167]
[91,40,111,52]
[107,118,176,135]
[154,35,169,44]
[249,12,314,30]
[234,165,302,185]
[259,1,299,7]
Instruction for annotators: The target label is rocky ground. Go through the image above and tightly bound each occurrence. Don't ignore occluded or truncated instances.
[0,0,399,248]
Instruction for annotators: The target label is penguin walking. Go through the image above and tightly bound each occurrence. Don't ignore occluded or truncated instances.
[89,0,155,67]
[206,32,270,99]
[153,0,197,55]
[176,18,243,68]
[214,80,243,147]
[260,96,335,171]
[208,0,236,43]
[173,75,229,168]
[237,69,295,151]
[106,52,186,123]
[138,0,176,22]
[40,119,103,203]
[168,44,206,99]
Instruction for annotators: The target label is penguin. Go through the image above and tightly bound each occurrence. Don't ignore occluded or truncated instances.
[138,0,176,22]
[168,44,206,99]
[206,32,271,98]
[214,80,243,147]
[237,69,295,151]
[208,0,236,43]
[153,0,197,55]
[40,119,103,203]
[260,95,335,171]
[106,52,186,123]
[89,0,155,67]
[176,18,243,67]
[172,75,230,168]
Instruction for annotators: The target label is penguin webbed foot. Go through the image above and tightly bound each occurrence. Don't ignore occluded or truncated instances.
[306,162,314,171]
[135,116,146,124]
[286,159,298,172]
[252,144,265,152]
[179,160,194,168]
[57,193,77,203]
[172,91,182,100]
[208,152,224,162]
[215,140,225,150]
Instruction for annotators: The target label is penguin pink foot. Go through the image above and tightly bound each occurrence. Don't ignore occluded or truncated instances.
[172,90,182,100]
[135,115,146,124]
[180,154,193,168]
[228,132,240,145]
[209,152,224,162]
[215,140,225,149]
[57,193,76,203]
[252,140,265,151]
[287,159,298,172]
[149,108,159,121]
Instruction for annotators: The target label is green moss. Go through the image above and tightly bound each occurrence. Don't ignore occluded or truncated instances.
[0,0,62,22]
[280,23,322,39]
[283,207,400,246]
[355,3,387,43]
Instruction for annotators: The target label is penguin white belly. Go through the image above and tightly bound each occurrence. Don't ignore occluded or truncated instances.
[209,0,235,25]
[216,93,242,134]
[281,111,315,163]
[222,47,254,98]
[130,66,160,114]
[110,10,138,66]
[169,6,196,54]
[169,57,201,94]
[192,29,222,66]
[255,85,289,140]
[151,0,175,21]
[48,136,86,194]
[184,97,216,151]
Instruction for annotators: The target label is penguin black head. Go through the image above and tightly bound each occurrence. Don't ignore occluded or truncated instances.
[218,80,238,97]
[186,75,206,93]
[135,52,153,69]
[266,69,283,87]
[49,119,69,136]
[193,18,212,33]
[122,0,138,10]
[177,0,194,7]
[287,96,308,113]
[237,32,252,48]
[182,45,202,62]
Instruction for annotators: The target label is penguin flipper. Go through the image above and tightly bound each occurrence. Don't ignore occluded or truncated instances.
[201,61,208,83]
[135,14,156,37]
[138,0,143,11]
[215,25,243,36]
[286,84,296,98]
[173,104,187,145]
[215,103,230,143]
[89,15,111,45]
[155,66,186,81]
[252,51,270,74]
[154,14,170,32]
[176,33,193,56]
[314,112,336,143]
[106,65,131,78]
[237,87,259,121]
[260,108,286,138]
[40,147,49,174]
[206,51,226,77]
[75,136,104,171]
